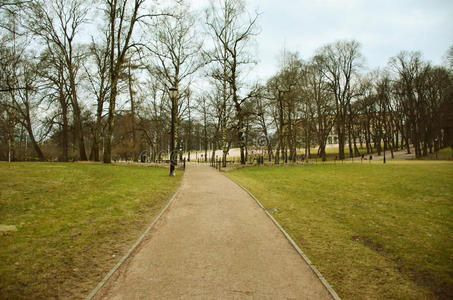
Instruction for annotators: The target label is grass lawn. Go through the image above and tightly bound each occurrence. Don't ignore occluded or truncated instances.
[226,162,453,299]
[422,147,453,161]
[0,162,182,299]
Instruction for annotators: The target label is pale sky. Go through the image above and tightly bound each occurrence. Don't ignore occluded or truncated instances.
[192,0,453,81]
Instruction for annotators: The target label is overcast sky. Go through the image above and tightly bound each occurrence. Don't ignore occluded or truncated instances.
[192,0,453,82]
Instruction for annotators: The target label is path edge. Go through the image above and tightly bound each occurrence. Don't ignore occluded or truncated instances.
[85,174,184,300]
[225,174,342,300]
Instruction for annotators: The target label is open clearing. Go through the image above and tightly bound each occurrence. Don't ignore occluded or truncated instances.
[0,162,182,299]
[226,161,453,299]
[2,161,452,299]
[95,163,333,299]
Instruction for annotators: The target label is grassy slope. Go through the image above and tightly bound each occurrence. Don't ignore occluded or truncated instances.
[423,147,453,160]
[0,163,182,299]
[226,162,453,299]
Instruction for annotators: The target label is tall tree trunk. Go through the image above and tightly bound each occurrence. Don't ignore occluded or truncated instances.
[8,106,16,162]
[237,107,245,165]
[24,103,45,161]
[347,126,353,157]
[275,144,280,164]
[67,53,87,161]
[353,137,359,156]
[404,122,411,154]
[26,126,45,161]
[338,127,345,160]
[93,129,100,162]
[128,65,137,160]
[56,64,69,162]
[203,121,208,162]
[104,81,117,163]
[320,141,327,161]
[389,136,395,159]
[365,117,371,154]
[71,102,87,161]
[93,92,104,162]
[395,129,399,151]
[61,101,69,162]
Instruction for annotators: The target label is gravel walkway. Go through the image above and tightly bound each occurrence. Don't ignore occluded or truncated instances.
[94,163,333,299]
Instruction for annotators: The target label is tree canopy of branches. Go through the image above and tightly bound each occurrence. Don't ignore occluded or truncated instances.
[0,1,451,163]
[205,0,259,165]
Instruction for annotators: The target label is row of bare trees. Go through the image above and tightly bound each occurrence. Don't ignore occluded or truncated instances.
[256,44,453,162]
[1,0,452,163]
[0,0,199,162]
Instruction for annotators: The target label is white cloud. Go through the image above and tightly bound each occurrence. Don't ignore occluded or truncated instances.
[248,0,453,79]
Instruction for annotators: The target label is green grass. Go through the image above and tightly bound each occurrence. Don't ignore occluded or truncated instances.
[226,162,453,299]
[0,162,182,299]
[422,147,453,161]
[439,147,453,159]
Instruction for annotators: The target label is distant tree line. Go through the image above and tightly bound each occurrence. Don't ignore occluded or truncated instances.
[260,43,453,161]
[1,0,452,163]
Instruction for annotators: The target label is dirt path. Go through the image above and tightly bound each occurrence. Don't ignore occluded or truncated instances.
[94,164,334,299]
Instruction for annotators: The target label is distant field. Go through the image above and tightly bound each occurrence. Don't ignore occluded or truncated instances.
[189,145,398,162]
[226,162,453,299]
[0,163,182,299]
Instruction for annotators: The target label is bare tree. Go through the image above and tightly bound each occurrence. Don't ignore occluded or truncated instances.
[251,84,273,161]
[26,0,89,160]
[84,34,111,161]
[102,0,168,163]
[390,51,427,158]
[145,4,203,166]
[205,0,259,165]
[265,52,303,163]
[1,47,46,161]
[316,40,363,160]
[392,52,453,158]
[13,58,46,160]
[37,48,73,161]
[0,10,21,161]
[306,59,335,161]
[136,78,167,162]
